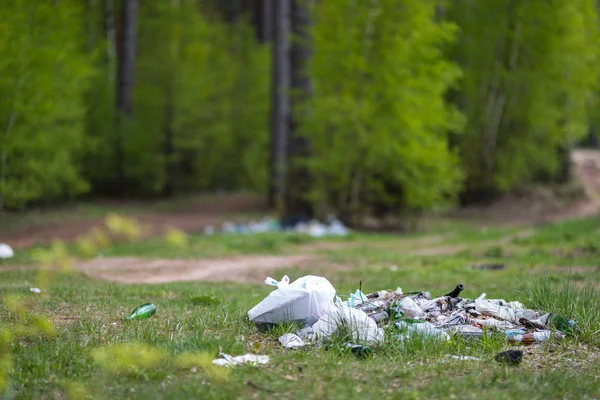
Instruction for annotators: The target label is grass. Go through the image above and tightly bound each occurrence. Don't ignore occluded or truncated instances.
[1,216,600,399]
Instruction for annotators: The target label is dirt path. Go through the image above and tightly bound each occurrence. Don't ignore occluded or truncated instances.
[79,255,319,284]
[74,229,534,284]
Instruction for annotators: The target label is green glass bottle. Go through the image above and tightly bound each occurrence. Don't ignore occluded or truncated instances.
[126,303,156,320]
[348,344,372,359]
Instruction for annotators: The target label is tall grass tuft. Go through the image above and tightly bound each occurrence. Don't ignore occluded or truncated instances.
[521,277,600,345]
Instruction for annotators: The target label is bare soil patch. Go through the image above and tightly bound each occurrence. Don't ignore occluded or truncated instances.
[449,149,600,227]
[78,255,321,284]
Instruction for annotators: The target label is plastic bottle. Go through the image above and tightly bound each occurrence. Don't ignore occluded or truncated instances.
[126,303,157,320]
[398,297,425,318]
[507,330,565,344]
[395,321,451,341]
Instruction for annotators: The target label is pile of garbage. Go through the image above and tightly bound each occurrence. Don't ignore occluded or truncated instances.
[248,275,576,350]
[204,216,349,238]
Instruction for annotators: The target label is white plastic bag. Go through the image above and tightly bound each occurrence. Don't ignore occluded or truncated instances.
[248,275,337,325]
[311,306,384,344]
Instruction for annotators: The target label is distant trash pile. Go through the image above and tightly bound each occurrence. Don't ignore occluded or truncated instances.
[204,216,349,238]
[248,275,576,356]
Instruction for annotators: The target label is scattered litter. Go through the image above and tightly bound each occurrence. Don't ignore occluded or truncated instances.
[211,216,349,237]
[248,275,337,326]
[495,349,523,365]
[279,333,306,349]
[250,275,574,358]
[0,243,14,259]
[212,353,269,367]
[126,303,156,320]
[29,287,42,294]
[451,355,481,361]
[440,355,482,363]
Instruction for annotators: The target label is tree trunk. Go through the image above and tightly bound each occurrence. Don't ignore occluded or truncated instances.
[283,0,313,218]
[105,0,116,84]
[268,0,291,208]
[258,0,274,43]
[162,0,181,197]
[115,0,137,191]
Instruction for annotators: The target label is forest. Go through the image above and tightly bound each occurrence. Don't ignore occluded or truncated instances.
[1,0,599,222]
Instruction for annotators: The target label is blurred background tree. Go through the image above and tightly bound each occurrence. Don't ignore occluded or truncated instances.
[1,0,599,223]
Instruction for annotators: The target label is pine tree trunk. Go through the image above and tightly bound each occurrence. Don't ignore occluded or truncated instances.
[284,0,313,218]
[268,0,290,208]
[115,0,137,191]
[259,0,274,43]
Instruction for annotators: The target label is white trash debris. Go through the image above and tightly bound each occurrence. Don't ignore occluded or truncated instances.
[327,218,348,236]
[29,288,42,294]
[474,318,516,330]
[278,333,306,349]
[0,243,14,259]
[214,217,349,237]
[308,222,328,238]
[311,306,384,344]
[440,355,482,363]
[475,299,539,322]
[248,275,337,326]
[212,353,269,367]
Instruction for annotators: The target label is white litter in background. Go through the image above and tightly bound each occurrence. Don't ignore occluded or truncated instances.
[29,288,42,294]
[212,353,269,367]
[0,243,14,259]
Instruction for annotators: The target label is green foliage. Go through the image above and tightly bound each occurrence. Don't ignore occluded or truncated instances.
[304,0,464,218]
[88,1,270,196]
[0,0,93,208]
[3,0,600,216]
[449,0,600,195]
